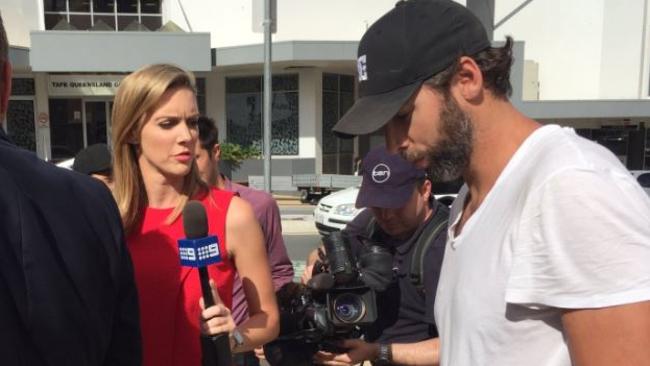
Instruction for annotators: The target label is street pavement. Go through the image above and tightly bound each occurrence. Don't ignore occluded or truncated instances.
[277,199,321,282]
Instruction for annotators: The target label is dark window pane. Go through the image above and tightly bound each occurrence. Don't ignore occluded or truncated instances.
[44,0,67,11]
[49,98,84,162]
[340,74,355,92]
[271,92,299,155]
[45,14,67,30]
[69,0,90,12]
[322,91,338,154]
[7,100,35,151]
[226,77,262,94]
[11,78,35,96]
[196,77,206,95]
[340,91,353,115]
[91,15,116,30]
[117,0,138,13]
[197,95,206,115]
[141,15,162,31]
[85,101,108,145]
[94,0,115,13]
[340,134,353,153]
[338,152,353,174]
[225,90,299,156]
[226,92,262,150]
[323,73,338,91]
[196,77,206,113]
[322,73,356,173]
[117,15,139,30]
[141,0,161,13]
[271,74,298,91]
[69,14,92,30]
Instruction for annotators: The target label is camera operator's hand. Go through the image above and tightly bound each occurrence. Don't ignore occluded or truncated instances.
[302,247,323,284]
[314,339,379,366]
[199,280,236,338]
[301,262,316,284]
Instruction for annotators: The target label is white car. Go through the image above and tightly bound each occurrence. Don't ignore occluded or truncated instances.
[631,170,650,197]
[314,180,462,236]
[314,186,364,236]
[55,157,75,170]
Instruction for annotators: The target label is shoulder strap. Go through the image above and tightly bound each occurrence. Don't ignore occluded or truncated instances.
[409,204,449,290]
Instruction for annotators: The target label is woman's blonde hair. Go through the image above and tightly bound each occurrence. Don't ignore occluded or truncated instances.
[111,63,207,234]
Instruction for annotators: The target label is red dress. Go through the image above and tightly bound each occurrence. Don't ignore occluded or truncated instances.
[127,188,236,366]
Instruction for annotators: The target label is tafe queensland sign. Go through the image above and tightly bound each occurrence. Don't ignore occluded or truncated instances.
[48,75,124,96]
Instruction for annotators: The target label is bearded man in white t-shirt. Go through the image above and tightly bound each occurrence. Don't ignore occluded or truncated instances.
[332,1,650,365]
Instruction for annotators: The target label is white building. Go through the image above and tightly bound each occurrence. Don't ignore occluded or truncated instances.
[2,0,649,188]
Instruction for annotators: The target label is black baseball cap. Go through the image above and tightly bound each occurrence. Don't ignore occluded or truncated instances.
[72,143,112,175]
[333,0,490,136]
[356,147,426,209]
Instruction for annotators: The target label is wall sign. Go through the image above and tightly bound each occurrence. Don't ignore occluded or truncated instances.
[37,112,49,128]
[48,75,124,96]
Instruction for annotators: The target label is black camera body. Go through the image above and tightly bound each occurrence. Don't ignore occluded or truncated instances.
[263,231,393,366]
[319,229,378,329]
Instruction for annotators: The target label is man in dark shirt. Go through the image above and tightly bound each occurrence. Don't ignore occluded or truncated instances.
[306,147,448,366]
[0,13,141,365]
[195,116,294,366]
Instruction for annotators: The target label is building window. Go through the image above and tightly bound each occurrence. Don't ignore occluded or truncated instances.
[7,78,36,152]
[226,74,299,155]
[322,73,354,174]
[11,78,36,96]
[196,77,206,115]
[44,0,162,31]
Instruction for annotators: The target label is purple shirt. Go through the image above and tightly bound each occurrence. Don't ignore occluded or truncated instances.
[224,177,295,325]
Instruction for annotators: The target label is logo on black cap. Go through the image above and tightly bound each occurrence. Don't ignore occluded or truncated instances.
[357,55,368,81]
[371,163,390,183]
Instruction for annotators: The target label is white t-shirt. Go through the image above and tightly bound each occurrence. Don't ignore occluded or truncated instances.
[434,124,650,366]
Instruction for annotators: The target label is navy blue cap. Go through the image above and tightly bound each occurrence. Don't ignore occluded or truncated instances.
[356,147,427,209]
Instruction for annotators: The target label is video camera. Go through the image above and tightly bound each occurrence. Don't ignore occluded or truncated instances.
[263,231,394,366]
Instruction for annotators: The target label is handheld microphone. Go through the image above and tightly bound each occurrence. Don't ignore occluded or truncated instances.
[179,200,232,366]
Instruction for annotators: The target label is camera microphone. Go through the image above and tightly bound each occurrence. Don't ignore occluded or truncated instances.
[322,231,357,284]
[179,201,231,366]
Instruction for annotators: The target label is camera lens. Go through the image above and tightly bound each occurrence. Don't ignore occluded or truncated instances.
[332,293,366,324]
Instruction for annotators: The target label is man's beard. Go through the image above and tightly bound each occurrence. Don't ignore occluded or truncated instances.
[402,94,473,182]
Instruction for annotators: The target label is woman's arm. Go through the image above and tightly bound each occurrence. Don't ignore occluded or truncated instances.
[224,196,279,352]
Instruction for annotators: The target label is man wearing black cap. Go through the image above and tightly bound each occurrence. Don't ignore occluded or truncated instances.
[73,143,114,190]
[0,13,141,365]
[305,147,448,366]
[333,1,650,365]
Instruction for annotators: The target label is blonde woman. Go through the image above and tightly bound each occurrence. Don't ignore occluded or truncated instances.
[111,64,279,366]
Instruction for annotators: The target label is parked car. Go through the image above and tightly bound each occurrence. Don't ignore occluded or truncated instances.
[55,157,74,170]
[314,179,463,236]
[631,170,650,197]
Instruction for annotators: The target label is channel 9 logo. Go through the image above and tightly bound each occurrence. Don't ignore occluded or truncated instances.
[178,236,222,267]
